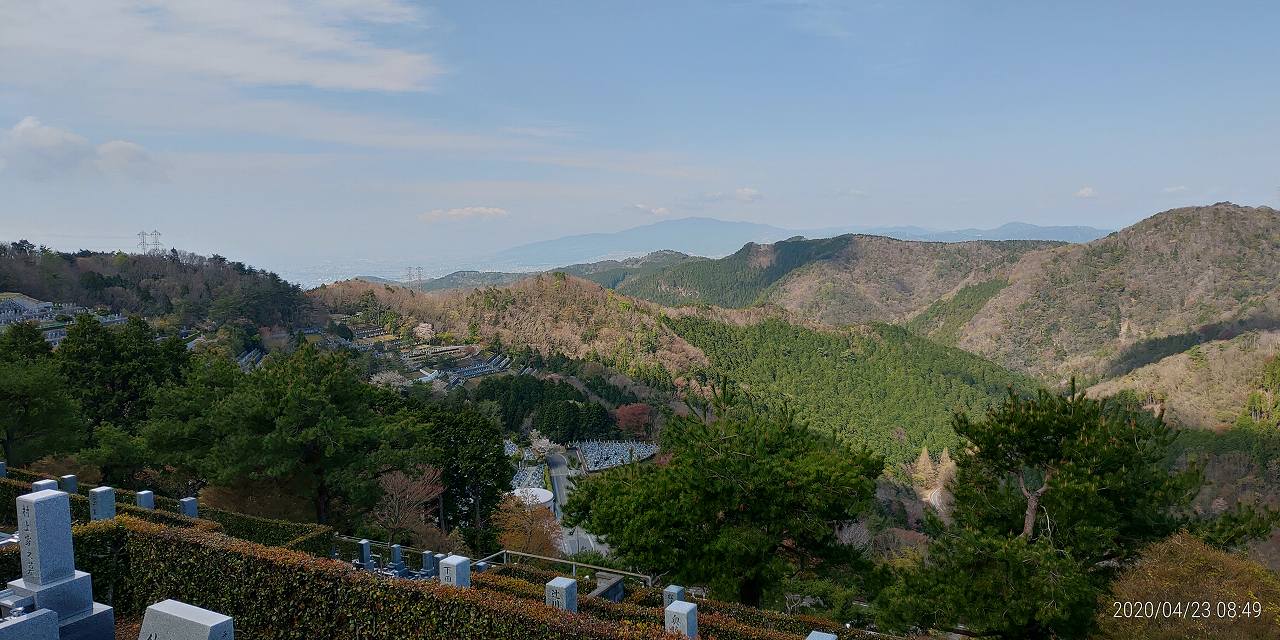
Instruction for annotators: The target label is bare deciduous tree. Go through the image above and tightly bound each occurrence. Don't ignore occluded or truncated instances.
[370,465,445,547]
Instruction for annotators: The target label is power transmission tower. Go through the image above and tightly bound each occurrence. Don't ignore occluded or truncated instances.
[149,230,163,253]
[137,231,150,254]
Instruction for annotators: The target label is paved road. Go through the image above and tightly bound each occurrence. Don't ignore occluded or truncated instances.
[546,451,606,555]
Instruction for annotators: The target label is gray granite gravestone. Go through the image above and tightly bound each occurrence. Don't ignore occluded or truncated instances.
[179,497,198,518]
[663,585,686,608]
[135,491,155,510]
[665,601,697,639]
[138,599,234,640]
[805,632,838,640]
[356,540,372,570]
[474,561,490,573]
[545,577,577,613]
[88,487,115,521]
[0,607,58,640]
[438,555,470,588]
[7,490,114,640]
[57,476,77,495]
[420,550,436,574]
[29,481,56,493]
[0,462,7,478]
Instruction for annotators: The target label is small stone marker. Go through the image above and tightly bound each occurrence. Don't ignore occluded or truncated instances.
[89,487,115,521]
[135,490,155,510]
[139,599,234,640]
[0,607,58,639]
[475,561,490,573]
[30,480,57,492]
[0,461,7,477]
[58,475,77,494]
[421,550,436,573]
[545,577,577,613]
[805,632,838,640]
[180,497,198,518]
[665,601,697,639]
[663,584,686,608]
[439,555,470,588]
[8,489,114,639]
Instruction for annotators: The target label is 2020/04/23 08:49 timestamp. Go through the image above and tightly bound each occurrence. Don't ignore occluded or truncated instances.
[1112,601,1263,619]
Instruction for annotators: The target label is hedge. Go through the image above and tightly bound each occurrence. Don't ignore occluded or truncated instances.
[18,517,675,640]
[4,469,332,554]
[485,565,876,640]
[0,477,222,534]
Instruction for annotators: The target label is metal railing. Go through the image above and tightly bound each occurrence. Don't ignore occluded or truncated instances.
[475,549,654,587]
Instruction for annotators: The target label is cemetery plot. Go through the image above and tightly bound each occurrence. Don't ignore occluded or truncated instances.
[572,441,660,472]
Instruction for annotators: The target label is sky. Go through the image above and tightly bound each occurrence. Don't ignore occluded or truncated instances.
[2,1,1279,283]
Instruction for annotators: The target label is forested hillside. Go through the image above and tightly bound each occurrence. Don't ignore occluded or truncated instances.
[666,316,1037,465]
[0,241,314,327]
[957,203,1280,381]
[406,250,700,293]
[618,234,1052,324]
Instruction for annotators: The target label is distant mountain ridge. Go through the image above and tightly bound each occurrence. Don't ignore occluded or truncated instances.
[487,217,1111,270]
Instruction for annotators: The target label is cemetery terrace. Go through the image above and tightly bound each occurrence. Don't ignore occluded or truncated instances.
[0,466,878,640]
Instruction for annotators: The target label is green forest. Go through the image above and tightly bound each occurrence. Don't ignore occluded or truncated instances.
[0,241,314,328]
[665,315,1038,465]
[472,374,617,443]
[618,236,850,307]
[906,279,1009,346]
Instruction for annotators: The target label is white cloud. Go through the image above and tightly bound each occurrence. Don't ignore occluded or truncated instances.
[631,204,671,216]
[0,0,438,92]
[419,206,508,222]
[1162,185,1189,193]
[1074,186,1097,199]
[0,117,157,180]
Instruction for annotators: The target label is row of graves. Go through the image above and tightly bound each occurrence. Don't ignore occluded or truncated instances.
[0,485,237,640]
[0,462,871,640]
[336,540,844,640]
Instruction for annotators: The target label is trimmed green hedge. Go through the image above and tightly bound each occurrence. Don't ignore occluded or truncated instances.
[4,469,331,554]
[33,518,673,640]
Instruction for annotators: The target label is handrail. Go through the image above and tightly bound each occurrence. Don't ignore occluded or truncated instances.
[476,548,653,587]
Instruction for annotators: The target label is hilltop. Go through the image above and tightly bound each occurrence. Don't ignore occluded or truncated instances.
[617,235,1056,323]
[402,250,702,293]
[954,203,1280,381]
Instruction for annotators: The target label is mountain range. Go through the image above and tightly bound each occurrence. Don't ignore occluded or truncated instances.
[482,217,1112,270]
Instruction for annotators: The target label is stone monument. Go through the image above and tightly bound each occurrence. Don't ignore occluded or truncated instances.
[663,585,686,608]
[138,599,234,640]
[30,481,57,493]
[57,477,77,495]
[135,491,155,510]
[665,600,697,639]
[88,488,114,521]
[179,497,198,518]
[438,555,470,588]
[7,489,114,639]
[545,577,577,613]
[805,632,838,640]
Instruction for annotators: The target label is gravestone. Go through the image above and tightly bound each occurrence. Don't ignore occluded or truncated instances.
[7,489,115,639]
[545,577,577,613]
[179,497,198,518]
[29,481,56,493]
[663,585,686,608]
[139,599,234,640]
[805,632,838,640]
[0,462,7,478]
[356,540,372,570]
[135,491,155,510]
[58,476,77,494]
[664,601,697,639]
[388,544,408,577]
[475,561,490,573]
[0,607,58,640]
[88,487,115,521]
[588,572,625,603]
[438,555,470,588]
[420,551,436,574]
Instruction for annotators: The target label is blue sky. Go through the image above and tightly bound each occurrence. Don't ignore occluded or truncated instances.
[2,1,1278,281]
